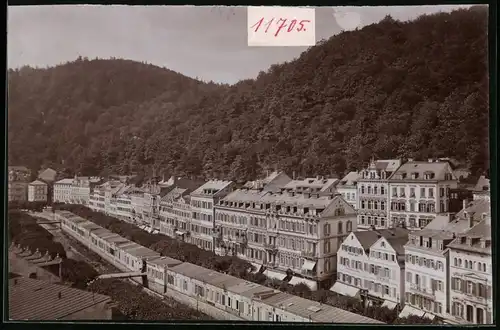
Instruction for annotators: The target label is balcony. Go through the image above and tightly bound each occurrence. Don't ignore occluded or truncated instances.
[211,231,222,239]
[409,284,436,300]
[264,242,278,254]
[301,251,318,260]
[235,235,248,245]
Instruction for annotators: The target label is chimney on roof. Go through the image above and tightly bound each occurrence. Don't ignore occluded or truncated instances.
[468,212,475,228]
[58,292,62,299]
[462,198,469,211]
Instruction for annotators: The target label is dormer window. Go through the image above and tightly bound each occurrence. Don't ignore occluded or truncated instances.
[411,172,419,179]
[480,239,486,248]
[467,237,473,246]
[401,172,407,179]
[444,173,452,181]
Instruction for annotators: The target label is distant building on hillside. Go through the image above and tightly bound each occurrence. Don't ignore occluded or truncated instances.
[28,180,48,202]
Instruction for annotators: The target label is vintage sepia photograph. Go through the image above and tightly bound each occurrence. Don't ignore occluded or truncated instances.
[6,4,492,324]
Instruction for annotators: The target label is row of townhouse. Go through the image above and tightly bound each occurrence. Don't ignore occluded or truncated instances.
[333,181,492,325]
[53,175,102,205]
[351,158,475,231]
[213,172,355,290]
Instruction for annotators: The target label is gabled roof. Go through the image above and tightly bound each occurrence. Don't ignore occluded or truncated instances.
[455,198,491,223]
[338,171,360,186]
[37,168,57,181]
[9,166,30,172]
[54,178,73,185]
[29,180,47,186]
[473,175,490,192]
[191,180,232,196]
[389,161,456,181]
[354,228,409,251]
[9,277,111,320]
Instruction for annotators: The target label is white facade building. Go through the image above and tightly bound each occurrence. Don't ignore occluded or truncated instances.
[388,160,459,230]
[69,176,101,205]
[400,214,470,321]
[357,159,403,230]
[336,171,360,209]
[53,178,74,203]
[190,180,234,252]
[28,180,48,202]
[446,197,492,324]
[159,187,194,239]
[334,228,409,309]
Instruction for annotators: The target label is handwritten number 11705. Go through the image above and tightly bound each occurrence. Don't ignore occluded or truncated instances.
[251,17,311,37]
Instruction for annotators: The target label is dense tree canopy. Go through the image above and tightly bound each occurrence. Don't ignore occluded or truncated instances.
[8,7,489,181]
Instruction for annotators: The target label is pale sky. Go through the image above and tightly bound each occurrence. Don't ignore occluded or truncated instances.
[8,5,472,84]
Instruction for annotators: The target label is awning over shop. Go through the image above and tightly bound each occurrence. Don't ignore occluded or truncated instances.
[399,305,425,319]
[288,277,318,291]
[422,312,436,321]
[250,263,262,273]
[330,282,360,298]
[263,269,285,281]
[139,225,147,230]
[381,300,398,310]
[152,230,159,234]
[175,231,186,235]
[301,260,317,271]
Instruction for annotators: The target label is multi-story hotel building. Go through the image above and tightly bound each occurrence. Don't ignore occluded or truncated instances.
[130,191,145,223]
[357,159,403,230]
[334,228,409,309]
[159,187,194,240]
[8,166,31,202]
[216,176,356,290]
[190,180,234,252]
[69,176,101,205]
[88,183,106,212]
[336,171,360,209]
[446,205,492,324]
[388,160,458,230]
[53,178,74,203]
[214,171,291,257]
[399,213,470,321]
[28,180,48,202]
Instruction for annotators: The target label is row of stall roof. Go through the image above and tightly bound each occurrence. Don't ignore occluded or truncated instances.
[168,262,382,324]
[58,210,382,323]
[58,210,161,260]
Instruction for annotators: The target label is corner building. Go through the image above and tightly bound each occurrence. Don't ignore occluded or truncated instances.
[215,174,356,290]
[388,160,458,230]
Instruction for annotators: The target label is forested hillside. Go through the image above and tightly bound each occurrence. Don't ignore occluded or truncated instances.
[8,7,489,181]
